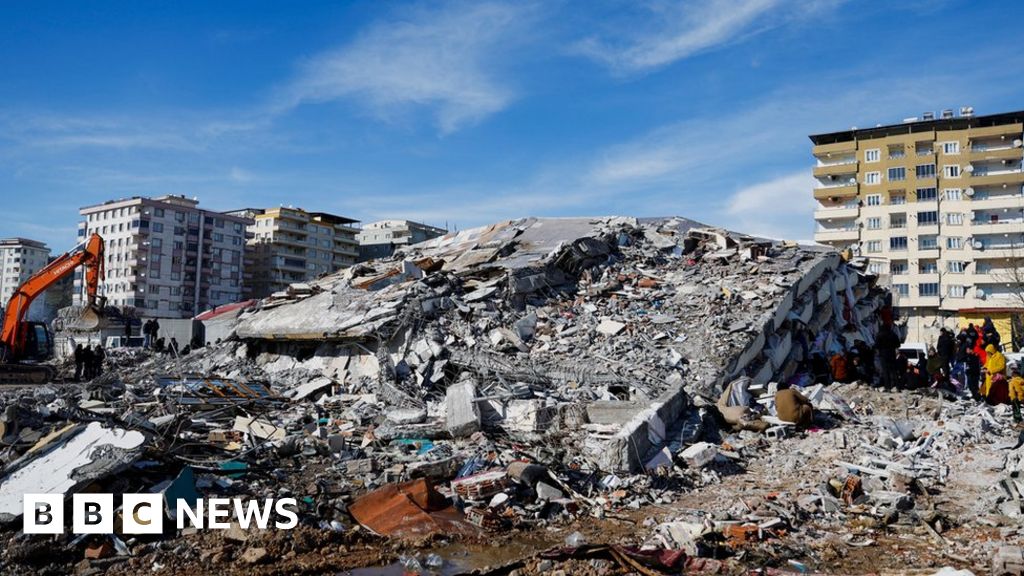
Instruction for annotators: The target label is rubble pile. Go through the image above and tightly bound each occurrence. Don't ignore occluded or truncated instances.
[0,216,1017,574]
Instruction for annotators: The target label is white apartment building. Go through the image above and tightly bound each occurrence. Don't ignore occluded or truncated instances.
[75,195,252,319]
[356,219,448,262]
[225,206,360,299]
[811,108,1024,344]
[0,238,51,314]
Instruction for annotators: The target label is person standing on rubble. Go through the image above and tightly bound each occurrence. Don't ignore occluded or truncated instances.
[92,345,105,378]
[965,345,982,400]
[982,317,1001,349]
[875,325,899,389]
[853,340,875,384]
[81,345,94,380]
[937,328,955,375]
[73,344,85,382]
[982,344,1007,400]
[830,351,850,383]
[168,337,179,356]
[775,382,814,429]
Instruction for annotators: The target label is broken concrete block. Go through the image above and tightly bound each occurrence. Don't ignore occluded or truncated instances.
[445,379,480,437]
[596,319,625,336]
[240,547,269,565]
[679,442,717,468]
[993,546,1024,576]
[387,407,427,425]
[503,400,557,434]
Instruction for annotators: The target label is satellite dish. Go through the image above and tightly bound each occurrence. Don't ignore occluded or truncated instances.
[975,289,986,299]
[848,177,856,184]
[973,240,984,250]
[964,164,974,173]
[1014,139,1022,148]
[965,187,975,197]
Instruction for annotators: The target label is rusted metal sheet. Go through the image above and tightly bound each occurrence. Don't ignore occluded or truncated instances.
[348,478,479,540]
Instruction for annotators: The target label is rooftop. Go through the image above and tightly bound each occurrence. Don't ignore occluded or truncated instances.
[809,108,1024,146]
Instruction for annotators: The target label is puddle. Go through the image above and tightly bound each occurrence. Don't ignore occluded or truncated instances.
[341,532,557,575]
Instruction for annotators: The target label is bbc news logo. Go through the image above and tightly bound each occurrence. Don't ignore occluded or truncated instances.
[23,494,299,534]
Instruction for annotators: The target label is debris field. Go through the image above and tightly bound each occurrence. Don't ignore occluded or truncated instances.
[0,216,1020,575]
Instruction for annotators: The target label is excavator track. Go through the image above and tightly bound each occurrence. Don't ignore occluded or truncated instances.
[0,364,55,385]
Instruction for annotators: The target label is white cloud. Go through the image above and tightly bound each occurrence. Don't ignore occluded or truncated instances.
[280,2,532,134]
[723,170,816,240]
[575,0,843,74]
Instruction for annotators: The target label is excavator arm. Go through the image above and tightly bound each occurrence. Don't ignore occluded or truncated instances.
[0,233,105,362]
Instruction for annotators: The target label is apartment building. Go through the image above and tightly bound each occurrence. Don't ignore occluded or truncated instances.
[229,207,360,299]
[0,238,51,319]
[75,195,252,319]
[356,219,448,262]
[811,107,1024,343]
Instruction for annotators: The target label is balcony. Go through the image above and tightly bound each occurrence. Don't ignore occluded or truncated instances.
[968,219,1024,234]
[813,183,857,200]
[967,170,1024,187]
[968,146,1023,163]
[813,161,859,178]
[966,193,1024,209]
[814,228,859,242]
[968,123,1023,139]
[813,204,859,220]
[813,141,857,157]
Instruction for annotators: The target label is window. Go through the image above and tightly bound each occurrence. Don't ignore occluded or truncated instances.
[942,141,960,155]
[916,187,937,201]
[865,240,881,253]
[866,194,882,206]
[920,235,938,249]
[893,284,909,296]
[890,262,908,275]
[946,213,964,225]
[890,194,906,205]
[919,283,939,297]
[865,149,880,163]
[864,172,881,185]
[919,261,938,274]
[888,145,905,160]
[943,165,961,178]
[946,237,963,249]
[868,262,884,274]
[947,285,966,298]
[947,261,966,273]
[890,236,908,250]
[154,208,164,218]
[890,215,906,228]
[944,188,962,201]
[866,217,881,230]
[152,223,163,233]
[888,167,906,181]
[916,164,936,178]
[917,211,938,225]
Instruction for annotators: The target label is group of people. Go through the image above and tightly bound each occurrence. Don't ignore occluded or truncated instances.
[72,344,106,382]
[779,317,1024,429]
[141,318,161,349]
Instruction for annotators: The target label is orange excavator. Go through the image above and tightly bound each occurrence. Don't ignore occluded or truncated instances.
[0,233,106,383]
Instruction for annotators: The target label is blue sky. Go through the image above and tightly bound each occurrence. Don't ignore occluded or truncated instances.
[2,0,1024,250]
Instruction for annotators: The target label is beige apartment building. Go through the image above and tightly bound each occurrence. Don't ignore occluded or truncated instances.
[230,207,360,299]
[76,195,252,319]
[811,108,1024,344]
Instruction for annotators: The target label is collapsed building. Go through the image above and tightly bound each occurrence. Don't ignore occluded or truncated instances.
[198,216,891,472]
[3,216,1020,575]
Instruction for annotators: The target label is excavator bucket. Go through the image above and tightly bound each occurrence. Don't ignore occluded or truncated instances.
[68,305,103,331]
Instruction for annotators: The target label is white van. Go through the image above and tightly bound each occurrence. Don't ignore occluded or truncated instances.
[899,343,928,367]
